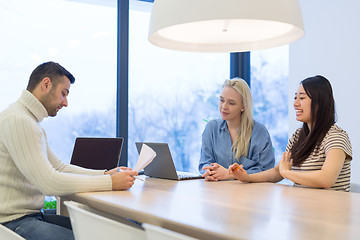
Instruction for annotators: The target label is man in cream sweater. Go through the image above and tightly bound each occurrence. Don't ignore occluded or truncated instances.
[0,62,138,240]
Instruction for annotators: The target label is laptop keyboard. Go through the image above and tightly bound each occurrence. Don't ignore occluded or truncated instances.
[177,171,203,180]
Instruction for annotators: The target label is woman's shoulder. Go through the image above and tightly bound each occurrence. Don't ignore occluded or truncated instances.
[253,121,269,132]
[323,124,352,157]
[287,127,302,142]
[252,121,272,139]
[206,119,224,127]
[325,124,350,140]
[329,124,347,133]
[204,119,225,131]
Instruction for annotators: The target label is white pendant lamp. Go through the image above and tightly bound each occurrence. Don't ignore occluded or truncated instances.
[148,0,304,52]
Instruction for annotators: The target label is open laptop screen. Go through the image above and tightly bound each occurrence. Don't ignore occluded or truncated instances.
[70,137,123,170]
[135,142,202,180]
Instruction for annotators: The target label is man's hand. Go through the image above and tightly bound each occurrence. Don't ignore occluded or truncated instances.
[110,170,138,190]
[105,166,132,175]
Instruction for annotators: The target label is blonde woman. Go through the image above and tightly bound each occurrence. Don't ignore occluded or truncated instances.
[199,78,275,181]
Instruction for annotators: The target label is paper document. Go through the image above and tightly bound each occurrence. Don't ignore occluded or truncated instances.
[133,144,157,172]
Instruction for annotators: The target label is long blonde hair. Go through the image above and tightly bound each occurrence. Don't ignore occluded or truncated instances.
[223,78,254,159]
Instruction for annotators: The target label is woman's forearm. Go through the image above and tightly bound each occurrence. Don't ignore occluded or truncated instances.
[248,167,283,183]
[280,170,334,188]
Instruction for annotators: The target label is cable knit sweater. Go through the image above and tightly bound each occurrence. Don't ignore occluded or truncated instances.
[0,90,112,223]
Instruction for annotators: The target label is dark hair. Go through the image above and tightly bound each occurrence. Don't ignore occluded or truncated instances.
[291,75,336,166]
[27,61,75,91]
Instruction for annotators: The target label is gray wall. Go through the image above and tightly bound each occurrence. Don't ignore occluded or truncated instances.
[289,0,360,182]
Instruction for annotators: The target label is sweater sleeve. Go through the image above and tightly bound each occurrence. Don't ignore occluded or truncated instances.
[1,114,112,196]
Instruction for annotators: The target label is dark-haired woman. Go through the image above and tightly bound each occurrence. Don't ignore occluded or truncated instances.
[229,75,352,191]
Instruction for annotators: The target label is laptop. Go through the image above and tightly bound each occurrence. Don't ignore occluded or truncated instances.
[135,142,203,180]
[70,137,123,170]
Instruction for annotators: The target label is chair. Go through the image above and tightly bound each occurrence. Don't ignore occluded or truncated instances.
[64,201,146,240]
[0,224,25,240]
[143,223,198,240]
[350,182,360,193]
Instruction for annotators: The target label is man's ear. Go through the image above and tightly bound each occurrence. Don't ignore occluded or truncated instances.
[41,77,52,93]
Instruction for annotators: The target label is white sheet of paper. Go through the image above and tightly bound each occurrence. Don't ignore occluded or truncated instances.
[133,144,156,172]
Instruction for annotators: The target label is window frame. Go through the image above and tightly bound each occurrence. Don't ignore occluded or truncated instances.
[117,0,250,165]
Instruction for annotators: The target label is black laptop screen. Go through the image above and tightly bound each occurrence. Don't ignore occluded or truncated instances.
[70,137,123,170]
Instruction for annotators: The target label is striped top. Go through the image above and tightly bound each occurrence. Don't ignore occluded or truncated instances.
[286,125,352,192]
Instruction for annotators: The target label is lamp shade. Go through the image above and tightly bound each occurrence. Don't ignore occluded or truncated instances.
[148,0,304,52]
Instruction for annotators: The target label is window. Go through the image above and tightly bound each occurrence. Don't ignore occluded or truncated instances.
[0,0,288,173]
[0,0,117,162]
[251,46,289,163]
[128,1,229,172]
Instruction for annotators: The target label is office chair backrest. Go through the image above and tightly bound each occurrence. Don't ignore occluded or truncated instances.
[143,223,198,240]
[0,224,25,240]
[64,201,146,240]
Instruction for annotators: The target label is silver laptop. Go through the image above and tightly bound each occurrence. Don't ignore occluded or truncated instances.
[70,137,123,170]
[135,142,203,180]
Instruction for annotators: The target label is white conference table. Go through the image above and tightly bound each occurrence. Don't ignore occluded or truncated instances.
[60,177,360,240]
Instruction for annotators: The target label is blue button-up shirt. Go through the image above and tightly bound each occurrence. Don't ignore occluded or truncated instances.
[199,119,275,174]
